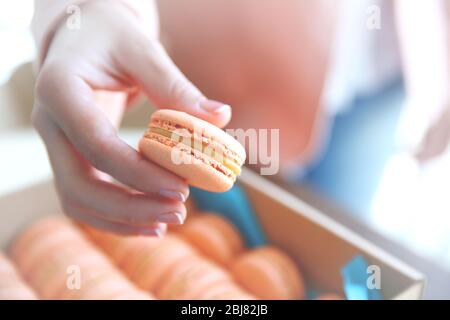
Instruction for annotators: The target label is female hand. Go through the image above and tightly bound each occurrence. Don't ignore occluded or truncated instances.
[31,0,231,235]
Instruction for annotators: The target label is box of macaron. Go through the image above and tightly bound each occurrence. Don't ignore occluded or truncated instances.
[0,106,424,301]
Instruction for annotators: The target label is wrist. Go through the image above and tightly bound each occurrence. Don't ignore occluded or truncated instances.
[31,0,158,69]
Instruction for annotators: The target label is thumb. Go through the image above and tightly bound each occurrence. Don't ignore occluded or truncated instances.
[121,38,231,128]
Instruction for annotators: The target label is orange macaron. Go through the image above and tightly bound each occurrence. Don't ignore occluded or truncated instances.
[121,235,197,291]
[155,256,233,300]
[11,217,150,300]
[9,216,77,264]
[316,293,345,300]
[231,246,305,300]
[12,224,91,279]
[139,109,246,192]
[177,213,244,266]
[82,225,198,293]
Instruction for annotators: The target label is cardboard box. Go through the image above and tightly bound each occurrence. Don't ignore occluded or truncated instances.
[0,169,425,299]
[0,63,425,299]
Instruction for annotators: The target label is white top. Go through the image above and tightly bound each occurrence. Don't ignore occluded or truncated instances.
[323,0,401,114]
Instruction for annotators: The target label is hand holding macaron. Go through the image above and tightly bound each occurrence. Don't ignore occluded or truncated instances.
[31,1,232,235]
[139,109,246,192]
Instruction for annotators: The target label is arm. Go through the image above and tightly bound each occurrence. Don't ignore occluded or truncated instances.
[395,0,450,160]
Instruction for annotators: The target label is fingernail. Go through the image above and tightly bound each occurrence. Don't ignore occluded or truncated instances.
[160,190,187,202]
[138,228,164,237]
[200,99,231,114]
[157,212,184,224]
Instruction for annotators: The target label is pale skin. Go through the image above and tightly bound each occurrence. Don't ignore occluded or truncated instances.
[32,0,450,235]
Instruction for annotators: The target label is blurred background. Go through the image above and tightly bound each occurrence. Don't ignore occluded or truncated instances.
[1,0,450,298]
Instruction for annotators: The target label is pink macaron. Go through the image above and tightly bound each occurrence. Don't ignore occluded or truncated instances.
[231,246,305,300]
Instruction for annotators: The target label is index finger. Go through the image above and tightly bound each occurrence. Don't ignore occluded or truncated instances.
[35,61,189,199]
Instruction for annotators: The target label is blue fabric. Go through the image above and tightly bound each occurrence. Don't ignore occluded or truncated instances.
[189,184,267,247]
[341,255,384,300]
[303,79,405,217]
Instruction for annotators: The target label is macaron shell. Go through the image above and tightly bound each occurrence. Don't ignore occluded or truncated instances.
[81,225,163,268]
[178,213,244,266]
[316,293,345,300]
[128,236,197,291]
[231,247,305,300]
[38,248,116,299]
[21,235,118,299]
[74,275,135,300]
[84,228,199,293]
[156,256,232,300]
[114,237,164,275]
[139,137,234,192]
[110,289,155,300]
[13,228,90,278]
[11,217,143,300]
[9,216,73,262]
[80,225,132,263]
[150,109,246,161]
[60,268,124,300]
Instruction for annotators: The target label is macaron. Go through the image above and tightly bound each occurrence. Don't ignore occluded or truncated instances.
[13,225,90,278]
[83,225,199,293]
[66,272,135,300]
[125,235,197,292]
[155,256,232,300]
[110,289,155,300]
[200,282,257,300]
[231,246,305,300]
[11,217,146,300]
[9,216,75,263]
[177,213,244,266]
[36,245,115,299]
[60,267,125,300]
[139,109,246,192]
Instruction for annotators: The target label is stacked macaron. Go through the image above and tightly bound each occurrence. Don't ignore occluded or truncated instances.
[176,213,244,266]
[83,224,256,300]
[172,212,307,299]
[4,214,330,300]
[0,252,37,300]
[9,216,154,300]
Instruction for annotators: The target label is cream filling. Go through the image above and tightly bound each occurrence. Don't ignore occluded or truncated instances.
[149,127,241,176]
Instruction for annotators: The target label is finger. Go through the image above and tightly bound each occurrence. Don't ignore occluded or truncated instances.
[35,62,189,200]
[32,106,186,227]
[67,206,167,237]
[73,179,187,226]
[119,36,231,128]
